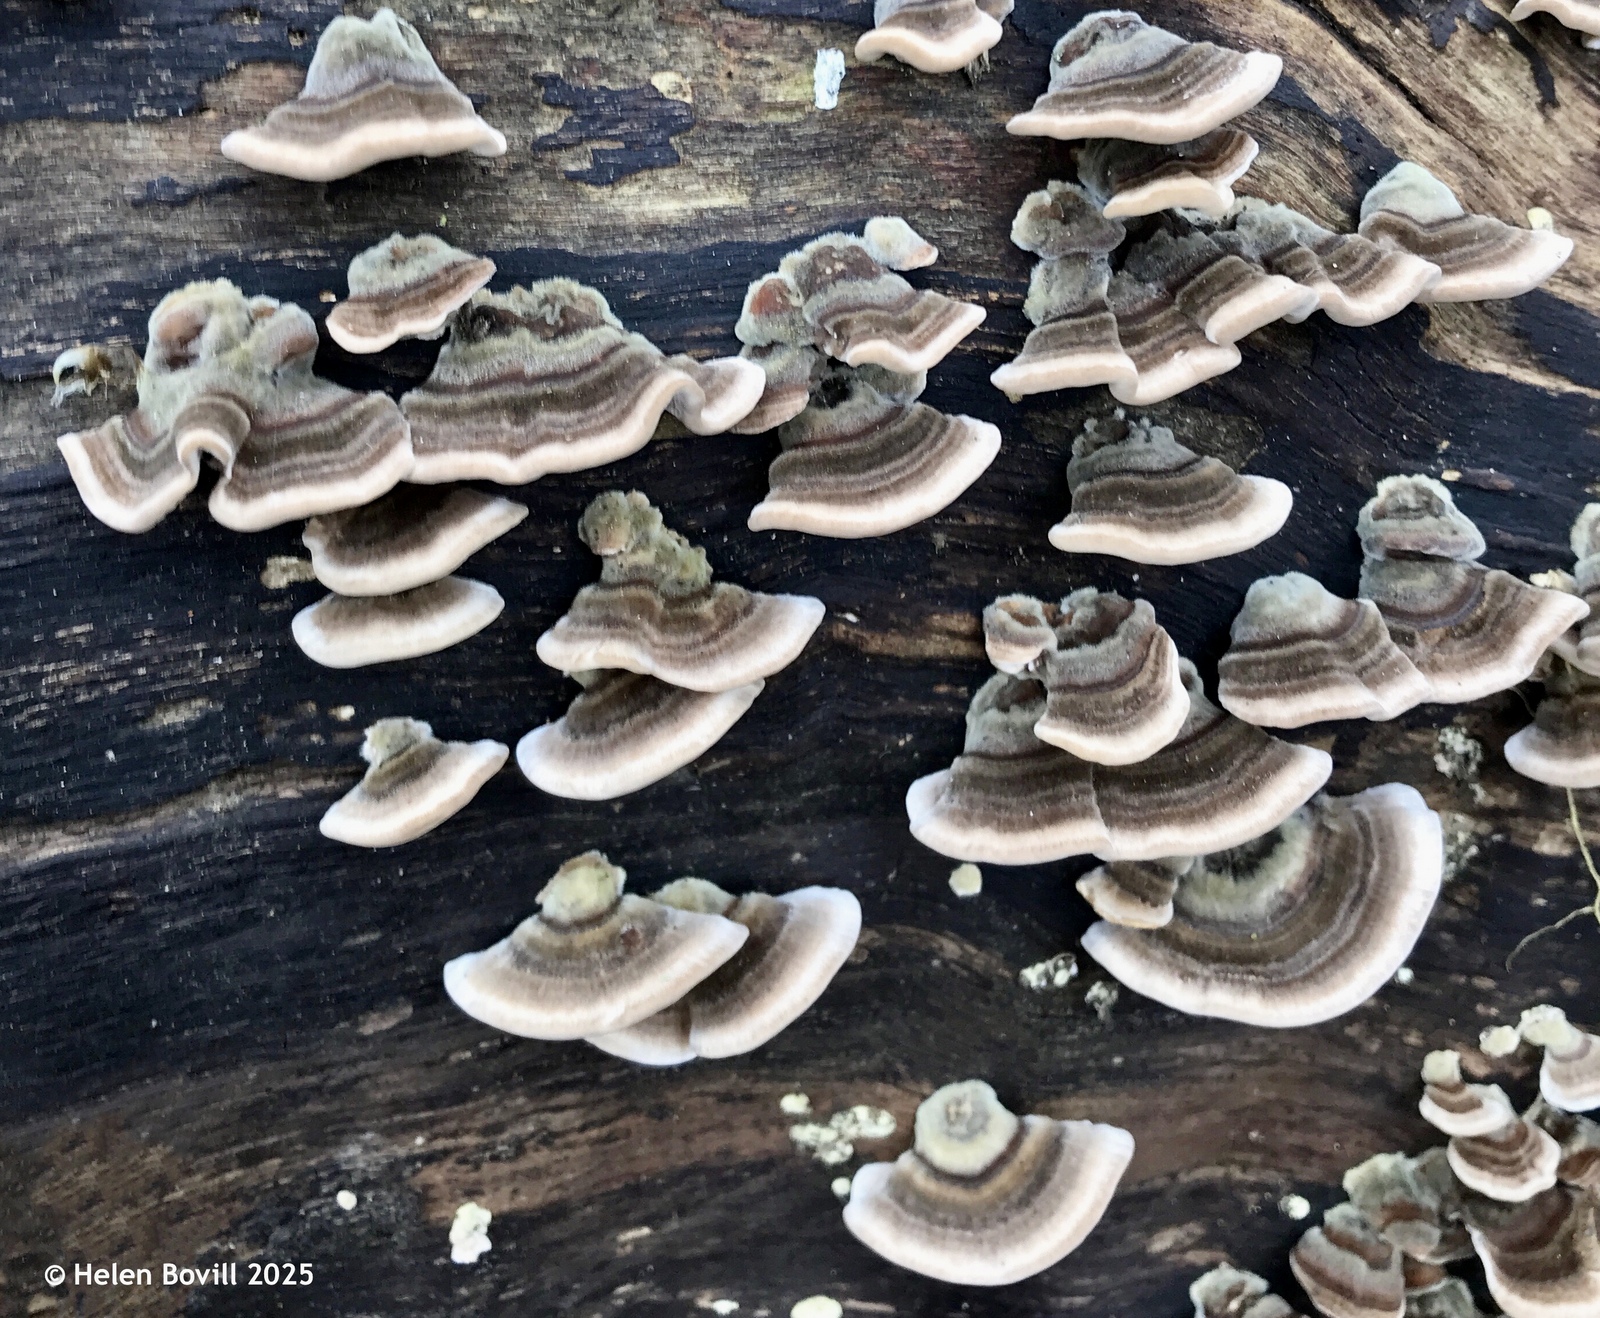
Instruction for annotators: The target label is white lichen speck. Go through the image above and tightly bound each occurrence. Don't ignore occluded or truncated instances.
[830,1176,851,1201]
[813,49,845,110]
[1085,980,1118,1020]
[1020,952,1078,990]
[779,1092,812,1116]
[1434,725,1487,804]
[789,1103,896,1165]
[792,1298,844,1318]
[335,1189,357,1211]
[1480,1023,1521,1057]
[449,1202,492,1265]
[1279,1193,1311,1220]
[948,863,982,897]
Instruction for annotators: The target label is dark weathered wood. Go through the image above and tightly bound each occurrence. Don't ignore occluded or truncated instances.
[2,2,1599,1316]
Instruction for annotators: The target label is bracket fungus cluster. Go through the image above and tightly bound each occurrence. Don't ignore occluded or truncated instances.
[841,1079,1134,1285]
[444,852,859,1061]
[908,598,1333,864]
[991,18,1569,408]
[1080,783,1443,1027]
[1046,410,1292,565]
[320,717,507,848]
[402,280,765,485]
[733,219,996,537]
[54,280,413,534]
[855,0,1013,74]
[1218,476,1587,727]
[1209,1027,1600,1318]
[516,492,825,799]
[220,9,507,182]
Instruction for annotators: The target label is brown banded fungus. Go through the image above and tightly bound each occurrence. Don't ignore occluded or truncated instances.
[515,671,763,801]
[1419,1050,1519,1138]
[1047,411,1292,564]
[219,9,507,182]
[1525,1100,1600,1191]
[1077,129,1259,221]
[1357,477,1587,703]
[1548,505,1600,677]
[746,360,1000,538]
[1504,660,1600,789]
[326,234,497,354]
[56,281,412,533]
[981,588,1189,764]
[1521,1006,1600,1114]
[441,852,749,1039]
[841,1079,1134,1285]
[1358,164,1573,303]
[1190,1265,1305,1318]
[1007,11,1282,144]
[536,491,825,692]
[906,661,1332,864]
[855,0,1012,74]
[1465,1187,1600,1318]
[1083,784,1442,1027]
[400,282,763,484]
[1343,1149,1474,1265]
[1447,1116,1562,1203]
[587,880,861,1062]
[319,717,507,848]
[1219,573,1430,727]
[302,485,527,597]
[1289,1203,1406,1318]
[292,576,504,668]
[1075,855,1189,929]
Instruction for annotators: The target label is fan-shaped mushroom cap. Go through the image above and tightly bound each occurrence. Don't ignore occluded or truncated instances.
[1121,228,1319,347]
[327,233,497,354]
[302,486,528,596]
[1526,1099,1600,1191]
[645,880,862,1058]
[855,0,1008,73]
[1091,662,1333,862]
[990,256,1137,397]
[1007,11,1282,144]
[442,852,749,1039]
[1466,1186,1600,1318]
[1343,1149,1474,1265]
[585,998,695,1066]
[1191,1265,1304,1318]
[981,588,1189,764]
[1230,202,1441,327]
[776,234,987,374]
[292,576,503,668]
[1509,0,1600,33]
[219,8,506,182]
[1219,574,1430,727]
[1078,130,1258,220]
[1075,855,1189,929]
[1521,1006,1600,1113]
[515,670,762,801]
[1047,411,1293,565]
[400,282,759,484]
[842,1079,1134,1285]
[1549,507,1600,677]
[747,364,1000,538]
[1104,271,1243,405]
[57,282,413,533]
[319,717,507,848]
[1358,476,1486,562]
[1011,181,1128,259]
[1358,164,1573,303]
[1419,1049,1519,1137]
[906,673,1111,863]
[863,215,941,271]
[1449,1117,1562,1203]
[1360,559,1588,704]
[1505,662,1600,790]
[536,491,825,692]
[729,344,826,435]
[1083,783,1441,1026]
[1290,1203,1406,1318]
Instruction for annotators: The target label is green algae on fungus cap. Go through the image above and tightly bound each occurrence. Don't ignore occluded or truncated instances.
[319,717,507,849]
[441,852,749,1040]
[842,1079,1133,1285]
[220,8,506,182]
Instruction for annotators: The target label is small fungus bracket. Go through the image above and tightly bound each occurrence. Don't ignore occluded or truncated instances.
[532,75,696,186]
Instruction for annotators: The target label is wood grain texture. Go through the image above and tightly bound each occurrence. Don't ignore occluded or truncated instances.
[1,2,1598,1316]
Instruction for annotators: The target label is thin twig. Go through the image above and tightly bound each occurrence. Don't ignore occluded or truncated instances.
[1507,788,1600,970]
